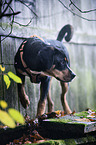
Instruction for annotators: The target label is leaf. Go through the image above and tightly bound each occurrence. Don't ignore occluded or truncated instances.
[0,110,16,128]
[0,100,8,109]
[0,65,5,72]
[75,118,91,122]
[3,75,11,89]
[8,108,25,125]
[55,110,61,115]
[8,72,22,84]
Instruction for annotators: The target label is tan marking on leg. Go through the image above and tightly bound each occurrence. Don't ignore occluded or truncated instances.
[47,78,54,113]
[37,99,46,116]
[60,82,72,114]
[18,83,30,108]
[36,83,46,116]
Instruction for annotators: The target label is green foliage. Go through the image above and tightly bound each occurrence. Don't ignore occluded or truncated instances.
[0,65,5,72]
[3,74,11,89]
[8,71,22,84]
[0,100,8,109]
[8,108,25,125]
[0,109,16,128]
[0,65,25,128]
[0,100,25,128]
[0,65,22,89]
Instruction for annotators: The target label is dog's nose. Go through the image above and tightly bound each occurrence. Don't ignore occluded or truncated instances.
[67,65,76,80]
[71,72,76,79]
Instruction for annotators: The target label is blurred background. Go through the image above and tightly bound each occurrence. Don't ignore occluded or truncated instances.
[0,0,96,118]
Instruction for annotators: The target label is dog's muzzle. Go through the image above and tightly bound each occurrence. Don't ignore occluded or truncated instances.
[62,65,76,82]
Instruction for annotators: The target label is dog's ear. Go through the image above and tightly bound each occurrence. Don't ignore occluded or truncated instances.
[38,47,54,71]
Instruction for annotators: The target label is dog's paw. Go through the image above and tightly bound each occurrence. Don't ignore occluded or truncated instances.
[20,95,30,108]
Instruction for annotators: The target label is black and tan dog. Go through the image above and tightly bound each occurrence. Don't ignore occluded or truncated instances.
[14,24,76,116]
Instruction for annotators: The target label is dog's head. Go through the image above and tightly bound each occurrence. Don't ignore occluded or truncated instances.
[38,45,76,82]
[46,48,75,82]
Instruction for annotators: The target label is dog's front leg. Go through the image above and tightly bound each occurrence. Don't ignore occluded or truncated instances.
[47,91,54,113]
[16,71,30,108]
[60,82,72,114]
[37,76,51,116]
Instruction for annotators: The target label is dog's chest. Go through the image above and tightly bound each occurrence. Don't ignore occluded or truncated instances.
[17,68,45,83]
[30,73,41,83]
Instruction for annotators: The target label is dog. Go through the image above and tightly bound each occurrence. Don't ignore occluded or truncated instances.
[14,24,76,116]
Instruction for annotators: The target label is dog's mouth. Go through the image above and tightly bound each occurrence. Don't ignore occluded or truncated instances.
[61,66,76,82]
[56,71,76,82]
[46,65,76,82]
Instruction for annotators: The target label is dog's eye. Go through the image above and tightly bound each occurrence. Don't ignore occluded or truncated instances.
[64,57,68,63]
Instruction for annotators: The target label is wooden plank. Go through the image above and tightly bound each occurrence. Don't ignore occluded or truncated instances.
[0,124,96,145]
[40,115,96,138]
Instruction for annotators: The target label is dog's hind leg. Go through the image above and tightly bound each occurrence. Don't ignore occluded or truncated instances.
[60,82,72,114]
[16,70,30,108]
[47,78,54,113]
[37,77,51,116]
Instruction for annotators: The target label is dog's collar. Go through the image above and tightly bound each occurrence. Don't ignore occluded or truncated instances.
[19,40,41,83]
[19,35,44,71]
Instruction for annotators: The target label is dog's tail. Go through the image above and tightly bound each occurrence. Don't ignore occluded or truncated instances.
[57,24,73,42]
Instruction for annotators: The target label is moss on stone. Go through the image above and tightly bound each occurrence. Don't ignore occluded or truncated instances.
[75,137,88,144]
[49,118,72,124]
[28,140,66,145]
[48,118,87,126]
[74,111,89,118]
[28,136,96,145]
[87,135,96,142]
[64,139,76,145]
